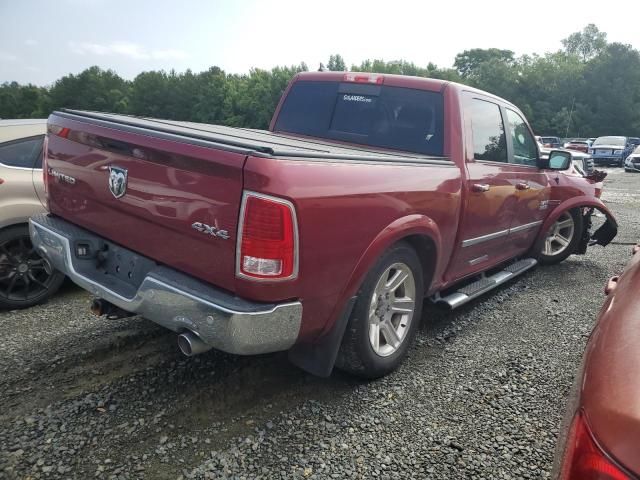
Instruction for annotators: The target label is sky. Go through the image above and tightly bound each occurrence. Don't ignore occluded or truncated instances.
[0,0,638,86]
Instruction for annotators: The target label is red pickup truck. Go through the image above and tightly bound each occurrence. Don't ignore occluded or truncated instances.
[30,72,617,378]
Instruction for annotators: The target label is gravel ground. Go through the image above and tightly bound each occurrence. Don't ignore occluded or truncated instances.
[1,168,638,480]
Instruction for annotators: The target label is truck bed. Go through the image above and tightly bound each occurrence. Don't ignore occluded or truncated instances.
[58,110,451,164]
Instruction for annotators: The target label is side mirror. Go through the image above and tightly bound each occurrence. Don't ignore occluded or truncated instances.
[537,154,549,169]
[546,150,572,170]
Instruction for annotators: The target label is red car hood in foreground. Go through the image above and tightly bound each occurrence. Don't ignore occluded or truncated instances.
[579,246,640,475]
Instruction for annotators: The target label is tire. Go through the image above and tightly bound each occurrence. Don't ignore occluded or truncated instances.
[0,225,65,309]
[536,209,583,265]
[335,242,424,378]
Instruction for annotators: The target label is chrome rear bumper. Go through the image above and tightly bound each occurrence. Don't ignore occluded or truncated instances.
[29,214,302,355]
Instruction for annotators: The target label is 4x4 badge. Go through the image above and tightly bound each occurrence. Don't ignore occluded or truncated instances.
[108,166,128,199]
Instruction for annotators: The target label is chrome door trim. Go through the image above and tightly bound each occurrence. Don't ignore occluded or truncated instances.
[461,220,543,247]
[509,220,543,234]
[468,254,489,265]
[461,229,509,247]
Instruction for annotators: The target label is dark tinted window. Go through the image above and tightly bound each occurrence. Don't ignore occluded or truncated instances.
[505,109,538,166]
[468,99,507,163]
[0,135,43,168]
[275,81,444,156]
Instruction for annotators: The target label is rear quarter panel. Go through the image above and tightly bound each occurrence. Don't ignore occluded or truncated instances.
[240,156,462,339]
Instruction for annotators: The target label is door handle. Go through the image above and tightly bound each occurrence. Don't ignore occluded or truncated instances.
[516,182,530,190]
[472,183,490,192]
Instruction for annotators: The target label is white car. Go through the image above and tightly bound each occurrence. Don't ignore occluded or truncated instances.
[0,119,65,309]
[624,145,640,172]
[538,144,594,174]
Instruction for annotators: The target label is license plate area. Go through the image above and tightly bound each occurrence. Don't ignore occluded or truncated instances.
[98,243,155,288]
[71,237,156,295]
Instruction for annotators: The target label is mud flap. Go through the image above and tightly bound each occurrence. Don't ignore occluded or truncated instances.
[287,297,357,377]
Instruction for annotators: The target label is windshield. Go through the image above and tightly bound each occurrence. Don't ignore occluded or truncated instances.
[593,136,626,146]
[635,145,640,154]
[274,80,445,156]
[541,137,558,143]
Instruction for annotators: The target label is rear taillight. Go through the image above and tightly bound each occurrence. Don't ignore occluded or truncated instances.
[343,73,384,84]
[560,411,630,480]
[237,192,298,280]
[48,125,70,138]
[42,135,49,204]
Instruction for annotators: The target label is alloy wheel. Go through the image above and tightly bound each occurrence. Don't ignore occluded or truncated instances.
[543,212,575,257]
[367,262,416,357]
[0,234,56,302]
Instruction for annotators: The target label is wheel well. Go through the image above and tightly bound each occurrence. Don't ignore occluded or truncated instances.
[403,234,437,294]
[0,222,29,233]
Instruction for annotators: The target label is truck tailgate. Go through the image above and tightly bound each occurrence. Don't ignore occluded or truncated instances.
[45,112,248,292]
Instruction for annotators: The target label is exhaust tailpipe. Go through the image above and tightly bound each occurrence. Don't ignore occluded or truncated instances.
[90,298,135,319]
[178,331,212,356]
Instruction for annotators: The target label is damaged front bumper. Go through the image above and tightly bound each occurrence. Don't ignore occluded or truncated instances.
[576,207,618,254]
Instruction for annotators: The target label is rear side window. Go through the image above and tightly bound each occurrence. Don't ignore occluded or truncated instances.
[274,81,445,156]
[468,99,507,163]
[0,135,44,168]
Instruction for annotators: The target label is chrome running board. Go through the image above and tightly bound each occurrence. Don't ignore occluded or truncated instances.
[434,258,537,309]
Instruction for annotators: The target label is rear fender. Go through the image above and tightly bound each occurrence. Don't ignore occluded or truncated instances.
[535,196,618,252]
[287,214,441,377]
[321,214,441,340]
[345,214,441,293]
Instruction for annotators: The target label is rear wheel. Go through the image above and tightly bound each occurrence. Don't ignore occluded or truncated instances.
[336,242,424,378]
[537,210,583,265]
[0,225,65,309]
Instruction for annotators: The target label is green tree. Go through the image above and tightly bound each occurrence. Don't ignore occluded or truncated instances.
[2,24,640,138]
[327,54,346,71]
[49,66,129,113]
[0,82,50,118]
[129,70,172,117]
[454,48,515,79]
[580,43,640,135]
[562,23,607,61]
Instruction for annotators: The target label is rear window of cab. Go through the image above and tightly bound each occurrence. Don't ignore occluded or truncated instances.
[274,81,445,156]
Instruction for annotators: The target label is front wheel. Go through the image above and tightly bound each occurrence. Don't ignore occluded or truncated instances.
[536,210,583,265]
[336,242,424,378]
[0,225,65,309]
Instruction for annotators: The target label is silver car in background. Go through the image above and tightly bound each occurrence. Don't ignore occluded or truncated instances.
[625,145,640,172]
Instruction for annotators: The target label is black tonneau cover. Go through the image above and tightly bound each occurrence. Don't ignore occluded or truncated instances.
[56,110,451,164]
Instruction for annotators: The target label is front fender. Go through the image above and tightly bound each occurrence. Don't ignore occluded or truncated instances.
[534,196,618,250]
